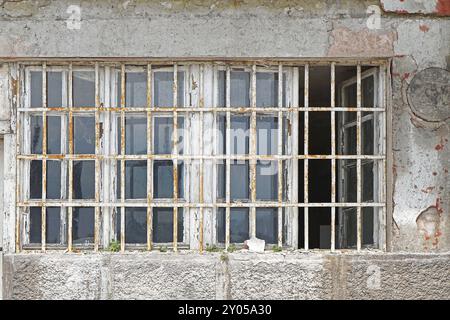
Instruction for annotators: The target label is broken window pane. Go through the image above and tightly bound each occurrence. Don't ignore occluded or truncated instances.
[72,207,94,245]
[153,71,184,107]
[47,72,63,108]
[153,116,184,154]
[73,71,95,107]
[30,115,42,154]
[117,72,147,108]
[30,160,42,199]
[257,116,277,155]
[29,207,62,245]
[30,71,43,108]
[73,161,95,199]
[47,116,61,154]
[47,161,61,199]
[256,208,278,244]
[217,208,249,243]
[125,161,147,199]
[152,208,183,243]
[230,71,250,107]
[153,161,184,199]
[117,116,147,155]
[74,116,95,154]
[125,207,147,244]
[256,72,285,107]
[256,161,278,201]
[230,160,249,200]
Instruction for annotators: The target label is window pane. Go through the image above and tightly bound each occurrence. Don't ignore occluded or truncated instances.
[73,161,95,199]
[230,160,249,200]
[230,71,250,107]
[362,117,374,155]
[74,116,95,154]
[230,116,249,155]
[256,72,285,107]
[72,207,94,245]
[256,208,278,244]
[340,160,356,203]
[125,207,147,244]
[117,116,147,155]
[257,116,277,155]
[30,71,42,108]
[217,115,226,154]
[362,207,375,246]
[47,116,61,154]
[30,160,42,199]
[30,115,42,154]
[217,208,249,243]
[153,116,184,154]
[218,70,226,107]
[217,160,225,199]
[362,75,375,108]
[47,161,61,199]
[256,161,277,200]
[125,161,147,199]
[118,72,147,108]
[153,161,184,199]
[29,207,42,243]
[47,72,63,108]
[363,161,374,202]
[153,208,183,243]
[153,71,184,107]
[46,207,61,244]
[73,71,95,107]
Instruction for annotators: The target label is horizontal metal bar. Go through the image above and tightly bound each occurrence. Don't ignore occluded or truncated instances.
[18,107,386,112]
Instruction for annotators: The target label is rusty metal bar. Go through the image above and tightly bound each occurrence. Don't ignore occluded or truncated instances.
[250,64,257,238]
[147,64,153,251]
[225,66,231,248]
[172,64,179,251]
[68,63,74,252]
[41,63,47,252]
[120,64,126,252]
[304,64,309,250]
[356,64,362,251]
[94,63,101,251]
[331,62,336,252]
[199,64,205,252]
[277,64,283,248]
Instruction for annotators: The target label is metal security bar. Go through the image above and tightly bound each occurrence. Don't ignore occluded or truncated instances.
[16,60,388,252]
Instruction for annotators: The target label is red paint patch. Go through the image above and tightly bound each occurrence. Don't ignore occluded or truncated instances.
[435,198,444,215]
[435,137,446,151]
[436,0,450,16]
[419,24,429,32]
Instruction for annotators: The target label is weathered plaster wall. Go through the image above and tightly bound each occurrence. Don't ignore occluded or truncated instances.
[0,0,449,299]
[3,252,450,299]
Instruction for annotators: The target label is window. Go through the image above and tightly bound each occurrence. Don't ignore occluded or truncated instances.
[17,61,387,252]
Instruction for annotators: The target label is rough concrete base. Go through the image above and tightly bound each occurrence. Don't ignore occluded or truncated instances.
[2,252,449,300]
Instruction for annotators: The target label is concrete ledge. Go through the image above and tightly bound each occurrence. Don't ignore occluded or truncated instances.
[3,252,450,299]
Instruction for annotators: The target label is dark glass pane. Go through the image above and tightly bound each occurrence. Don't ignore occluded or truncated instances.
[256,161,277,200]
[46,207,61,244]
[344,125,356,155]
[217,115,226,154]
[46,161,61,199]
[230,160,249,200]
[125,160,146,199]
[340,160,356,203]
[256,208,278,244]
[363,161,374,202]
[217,160,225,199]
[230,116,249,155]
[230,71,250,107]
[308,160,331,203]
[30,71,42,108]
[153,161,184,199]
[30,207,42,243]
[73,71,95,107]
[344,83,356,107]
[153,72,184,107]
[47,116,61,154]
[256,116,277,155]
[217,208,249,243]
[153,116,184,154]
[72,207,94,245]
[362,75,375,108]
[73,161,95,199]
[119,117,147,155]
[73,116,95,154]
[362,207,375,246]
[256,72,285,108]
[218,70,226,107]
[125,207,147,244]
[30,115,42,154]
[337,208,357,249]
[153,208,183,243]
[47,72,63,108]
[362,118,374,155]
[30,160,42,199]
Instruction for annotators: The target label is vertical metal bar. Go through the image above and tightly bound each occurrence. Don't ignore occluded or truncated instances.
[225,66,231,249]
[15,65,22,252]
[277,64,283,248]
[147,64,153,251]
[291,67,299,249]
[120,64,126,252]
[172,64,179,251]
[331,62,336,252]
[199,64,205,252]
[68,63,73,252]
[304,64,309,250]
[250,64,257,238]
[94,63,100,251]
[41,63,47,252]
[356,64,362,251]
[212,66,218,246]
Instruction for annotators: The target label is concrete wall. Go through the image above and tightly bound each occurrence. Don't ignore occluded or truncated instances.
[0,0,449,299]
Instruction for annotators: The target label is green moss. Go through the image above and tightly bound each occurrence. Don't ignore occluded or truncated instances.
[108,240,120,252]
